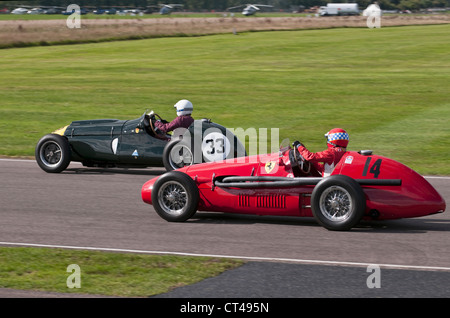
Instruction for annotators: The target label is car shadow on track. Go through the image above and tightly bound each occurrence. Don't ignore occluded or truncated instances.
[189,212,450,233]
[63,167,167,176]
[189,212,320,227]
[357,218,450,233]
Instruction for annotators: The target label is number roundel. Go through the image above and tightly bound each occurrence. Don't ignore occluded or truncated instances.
[201,132,231,162]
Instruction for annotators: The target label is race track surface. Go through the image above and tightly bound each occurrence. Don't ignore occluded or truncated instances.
[1,159,449,298]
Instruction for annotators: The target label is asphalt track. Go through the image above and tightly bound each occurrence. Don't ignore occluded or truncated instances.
[1,158,449,299]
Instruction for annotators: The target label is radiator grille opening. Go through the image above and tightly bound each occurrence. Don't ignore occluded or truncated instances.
[238,194,287,208]
[256,194,286,209]
[239,194,251,207]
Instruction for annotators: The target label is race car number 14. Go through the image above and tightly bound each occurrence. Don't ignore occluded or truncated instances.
[362,157,382,178]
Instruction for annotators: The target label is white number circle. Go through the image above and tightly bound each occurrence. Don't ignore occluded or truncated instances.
[201,132,231,162]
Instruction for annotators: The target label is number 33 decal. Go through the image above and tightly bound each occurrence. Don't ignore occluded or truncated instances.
[201,132,231,162]
[205,138,224,155]
[363,157,382,178]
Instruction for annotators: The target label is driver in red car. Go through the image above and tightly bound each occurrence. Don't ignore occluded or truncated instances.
[154,99,195,134]
[293,128,349,177]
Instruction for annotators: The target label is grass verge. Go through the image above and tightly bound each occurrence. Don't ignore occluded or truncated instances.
[0,247,243,297]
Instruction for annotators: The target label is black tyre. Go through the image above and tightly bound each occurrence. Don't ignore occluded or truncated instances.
[151,171,199,222]
[311,175,366,231]
[35,134,71,173]
[162,138,194,171]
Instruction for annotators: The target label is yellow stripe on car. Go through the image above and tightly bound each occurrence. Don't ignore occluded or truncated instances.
[52,125,69,136]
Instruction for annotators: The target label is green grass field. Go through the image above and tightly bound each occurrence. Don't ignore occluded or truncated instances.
[0,247,242,297]
[0,24,449,174]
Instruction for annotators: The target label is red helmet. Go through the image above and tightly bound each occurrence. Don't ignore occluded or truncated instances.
[325,128,349,148]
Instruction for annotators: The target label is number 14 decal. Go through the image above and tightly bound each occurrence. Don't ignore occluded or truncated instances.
[363,157,382,178]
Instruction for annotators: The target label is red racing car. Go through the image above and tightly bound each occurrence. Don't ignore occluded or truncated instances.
[141,141,446,231]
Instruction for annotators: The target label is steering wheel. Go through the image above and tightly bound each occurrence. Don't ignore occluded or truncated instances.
[148,113,165,136]
[291,146,311,175]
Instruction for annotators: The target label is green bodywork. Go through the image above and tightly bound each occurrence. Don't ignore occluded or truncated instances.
[62,113,166,167]
[58,113,244,168]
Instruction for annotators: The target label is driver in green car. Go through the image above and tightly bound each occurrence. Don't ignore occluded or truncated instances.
[154,99,195,134]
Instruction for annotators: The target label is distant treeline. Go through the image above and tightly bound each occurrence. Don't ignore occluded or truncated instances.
[3,0,450,11]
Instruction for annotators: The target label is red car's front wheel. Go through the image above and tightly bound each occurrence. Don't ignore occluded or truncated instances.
[151,171,199,222]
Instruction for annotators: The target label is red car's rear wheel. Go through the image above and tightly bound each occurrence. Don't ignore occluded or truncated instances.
[311,175,366,231]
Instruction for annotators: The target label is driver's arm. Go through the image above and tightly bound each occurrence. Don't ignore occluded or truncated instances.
[294,142,334,176]
[154,118,178,133]
[297,146,334,163]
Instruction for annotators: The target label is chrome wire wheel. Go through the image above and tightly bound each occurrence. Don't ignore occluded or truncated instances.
[151,171,199,222]
[312,175,365,231]
[39,140,63,168]
[157,181,189,216]
[319,185,353,222]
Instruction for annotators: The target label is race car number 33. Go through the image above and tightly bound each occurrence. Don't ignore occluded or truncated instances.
[202,132,231,162]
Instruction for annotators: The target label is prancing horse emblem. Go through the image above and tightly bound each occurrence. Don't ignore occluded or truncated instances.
[265,161,276,174]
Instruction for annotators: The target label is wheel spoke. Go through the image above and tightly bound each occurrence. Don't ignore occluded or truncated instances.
[158,181,189,216]
[40,141,62,166]
[319,186,352,222]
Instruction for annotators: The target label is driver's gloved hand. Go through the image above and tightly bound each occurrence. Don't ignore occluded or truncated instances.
[292,140,302,148]
[161,119,169,124]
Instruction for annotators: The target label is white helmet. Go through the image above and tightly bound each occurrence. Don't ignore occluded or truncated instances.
[174,99,193,116]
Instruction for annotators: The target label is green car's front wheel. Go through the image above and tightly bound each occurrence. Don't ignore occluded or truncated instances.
[35,134,71,173]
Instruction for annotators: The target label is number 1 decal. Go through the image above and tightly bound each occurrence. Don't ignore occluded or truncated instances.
[362,157,382,178]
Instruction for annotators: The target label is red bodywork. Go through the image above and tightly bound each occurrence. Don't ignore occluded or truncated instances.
[142,149,445,221]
